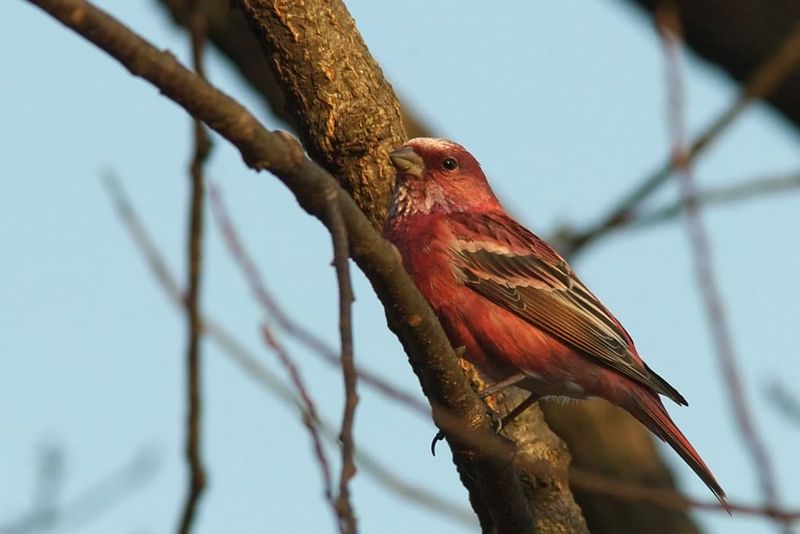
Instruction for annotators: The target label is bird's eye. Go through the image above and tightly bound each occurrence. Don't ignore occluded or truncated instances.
[442,158,458,171]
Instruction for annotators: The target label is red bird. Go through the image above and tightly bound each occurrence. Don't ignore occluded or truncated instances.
[383,137,725,503]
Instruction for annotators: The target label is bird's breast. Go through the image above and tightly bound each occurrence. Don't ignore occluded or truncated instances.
[384,214,461,306]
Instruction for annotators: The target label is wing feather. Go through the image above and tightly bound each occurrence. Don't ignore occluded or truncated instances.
[454,246,686,404]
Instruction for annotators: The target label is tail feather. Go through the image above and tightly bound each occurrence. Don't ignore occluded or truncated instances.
[628,390,728,508]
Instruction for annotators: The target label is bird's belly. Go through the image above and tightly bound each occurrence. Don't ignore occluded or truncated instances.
[435,286,604,400]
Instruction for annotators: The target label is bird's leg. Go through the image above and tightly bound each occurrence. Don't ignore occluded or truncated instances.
[499,393,539,430]
[431,372,529,455]
[477,373,529,398]
[431,392,540,455]
[432,350,529,454]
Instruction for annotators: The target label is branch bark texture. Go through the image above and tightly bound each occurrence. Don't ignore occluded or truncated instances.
[157,0,433,139]
[232,0,405,227]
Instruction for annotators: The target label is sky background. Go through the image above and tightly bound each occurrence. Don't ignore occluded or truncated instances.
[2,1,799,533]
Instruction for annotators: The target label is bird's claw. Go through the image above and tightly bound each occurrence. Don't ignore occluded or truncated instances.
[431,410,502,457]
[430,430,446,456]
[487,410,503,434]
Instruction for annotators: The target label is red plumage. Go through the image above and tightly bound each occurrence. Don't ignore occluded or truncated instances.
[383,137,726,503]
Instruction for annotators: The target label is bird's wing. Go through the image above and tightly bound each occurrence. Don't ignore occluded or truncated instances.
[450,219,686,405]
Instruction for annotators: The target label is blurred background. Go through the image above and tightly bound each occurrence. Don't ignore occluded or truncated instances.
[2,1,799,533]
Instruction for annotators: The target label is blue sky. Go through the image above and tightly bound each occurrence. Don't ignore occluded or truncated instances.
[2,1,799,533]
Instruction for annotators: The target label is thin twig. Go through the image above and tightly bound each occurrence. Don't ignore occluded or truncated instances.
[558,18,800,257]
[766,381,800,430]
[326,194,359,533]
[260,324,337,518]
[571,469,800,522]
[0,444,64,534]
[658,7,788,531]
[0,448,159,534]
[178,4,211,533]
[628,171,800,230]
[207,185,426,415]
[103,172,475,527]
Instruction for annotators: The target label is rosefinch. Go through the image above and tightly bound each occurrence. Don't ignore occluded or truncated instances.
[383,137,725,502]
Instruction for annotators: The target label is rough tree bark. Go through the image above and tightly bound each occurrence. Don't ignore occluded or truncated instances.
[158,0,433,140]
[154,2,703,532]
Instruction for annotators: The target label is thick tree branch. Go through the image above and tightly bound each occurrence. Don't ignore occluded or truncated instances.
[230,0,407,228]
[156,0,433,139]
[25,1,571,531]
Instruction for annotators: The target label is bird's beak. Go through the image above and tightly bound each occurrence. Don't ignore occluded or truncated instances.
[389,146,424,178]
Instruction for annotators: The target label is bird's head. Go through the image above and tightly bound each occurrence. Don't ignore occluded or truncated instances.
[387,138,500,217]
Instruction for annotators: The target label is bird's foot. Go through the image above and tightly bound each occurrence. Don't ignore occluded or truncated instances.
[430,430,446,456]
[487,409,504,434]
[430,409,502,456]
[477,373,528,399]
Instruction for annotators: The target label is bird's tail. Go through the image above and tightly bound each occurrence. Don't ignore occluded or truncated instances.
[627,389,728,508]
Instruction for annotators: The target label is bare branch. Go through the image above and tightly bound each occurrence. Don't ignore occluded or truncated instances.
[571,469,800,523]
[557,18,800,257]
[103,172,476,528]
[658,5,786,528]
[260,324,338,522]
[766,381,800,430]
[326,197,359,534]
[626,171,800,231]
[0,448,159,534]
[207,184,427,416]
[177,3,211,532]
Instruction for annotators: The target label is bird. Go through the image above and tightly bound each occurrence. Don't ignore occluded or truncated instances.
[382,137,726,504]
